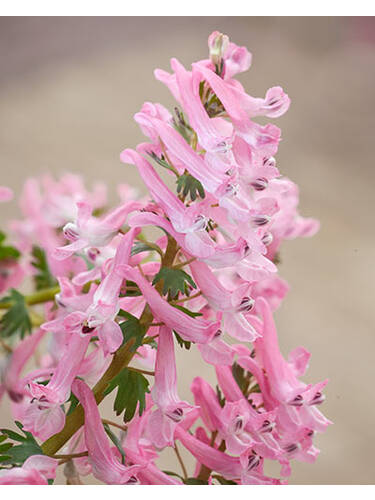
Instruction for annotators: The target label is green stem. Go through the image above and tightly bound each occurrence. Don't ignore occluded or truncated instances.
[0,286,60,309]
[127,366,155,377]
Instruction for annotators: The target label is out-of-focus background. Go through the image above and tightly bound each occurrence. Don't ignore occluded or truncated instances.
[0,17,374,484]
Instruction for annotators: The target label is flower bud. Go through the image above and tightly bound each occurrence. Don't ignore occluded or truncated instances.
[208,31,229,67]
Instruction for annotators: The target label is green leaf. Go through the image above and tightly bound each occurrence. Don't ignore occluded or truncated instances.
[152,267,196,299]
[0,429,24,442]
[176,173,205,202]
[232,361,259,398]
[118,310,146,352]
[183,477,209,485]
[172,304,202,318]
[31,245,58,290]
[104,367,150,423]
[0,422,43,467]
[66,392,79,416]
[0,231,20,261]
[0,443,13,454]
[0,289,32,339]
[216,385,226,408]
[172,108,195,144]
[173,331,191,350]
[147,151,176,174]
[131,241,162,258]
[162,470,184,481]
[103,423,126,465]
[212,475,238,485]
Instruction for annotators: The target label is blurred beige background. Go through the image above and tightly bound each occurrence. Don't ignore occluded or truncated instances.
[0,17,374,484]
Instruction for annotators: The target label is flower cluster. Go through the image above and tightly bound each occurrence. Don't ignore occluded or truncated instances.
[0,32,330,485]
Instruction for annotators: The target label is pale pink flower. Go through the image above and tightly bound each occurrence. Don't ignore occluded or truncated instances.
[0,455,57,485]
[148,326,193,448]
[72,379,141,484]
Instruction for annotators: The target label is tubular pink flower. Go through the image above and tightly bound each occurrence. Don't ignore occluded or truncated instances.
[0,455,57,485]
[193,62,281,157]
[171,58,234,159]
[134,112,229,195]
[85,228,140,354]
[119,265,220,344]
[189,260,258,341]
[121,148,215,256]
[148,326,193,448]
[1,328,45,403]
[23,334,91,440]
[54,200,141,260]
[251,298,331,433]
[191,376,223,432]
[175,426,281,484]
[151,326,192,419]
[72,378,141,484]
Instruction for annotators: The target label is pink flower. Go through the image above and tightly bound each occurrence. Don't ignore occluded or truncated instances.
[222,39,252,79]
[0,455,57,485]
[189,260,258,342]
[121,148,216,258]
[193,62,282,157]
[54,200,141,260]
[119,265,220,344]
[1,328,45,403]
[72,378,141,484]
[175,426,281,484]
[148,326,193,448]
[244,298,331,435]
[133,111,230,196]
[22,333,91,440]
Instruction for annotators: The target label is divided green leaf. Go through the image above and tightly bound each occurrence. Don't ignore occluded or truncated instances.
[232,361,259,398]
[0,289,32,339]
[118,310,146,351]
[147,151,176,174]
[152,267,196,299]
[173,331,191,350]
[31,245,57,290]
[172,108,195,144]
[104,367,150,423]
[0,231,20,261]
[0,422,43,468]
[176,173,205,202]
